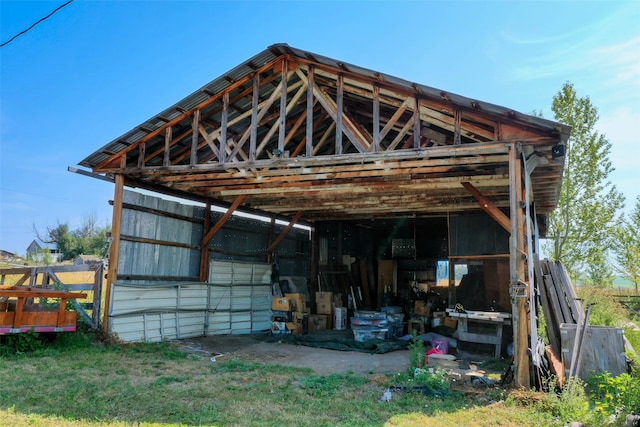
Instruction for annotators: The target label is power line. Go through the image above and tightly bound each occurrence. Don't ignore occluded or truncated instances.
[0,0,75,48]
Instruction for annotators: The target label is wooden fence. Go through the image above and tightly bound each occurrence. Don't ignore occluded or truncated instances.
[0,264,103,330]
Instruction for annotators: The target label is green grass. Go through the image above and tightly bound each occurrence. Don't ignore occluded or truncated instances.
[0,332,575,427]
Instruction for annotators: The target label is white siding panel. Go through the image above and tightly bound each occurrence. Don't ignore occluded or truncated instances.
[110,261,273,342]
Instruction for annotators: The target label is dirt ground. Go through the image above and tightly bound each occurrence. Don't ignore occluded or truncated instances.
[175,331,411,375]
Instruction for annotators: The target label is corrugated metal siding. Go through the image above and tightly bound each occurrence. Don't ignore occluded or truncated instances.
[110,274,272,342]
[119,191,203,278]
[107,191,309,342]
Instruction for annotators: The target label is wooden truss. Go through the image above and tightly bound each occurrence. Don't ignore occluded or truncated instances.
[88,52,566,221]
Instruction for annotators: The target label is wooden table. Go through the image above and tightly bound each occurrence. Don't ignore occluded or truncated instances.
[446,309,512,358]
[0,287,87,334]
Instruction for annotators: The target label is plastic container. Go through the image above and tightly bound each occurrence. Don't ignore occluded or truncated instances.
[431,337,449,354]
[334,307,347,330]
[350,317,388,327]
[352,326,389,342]
[385,323,404,339]
[380,306,402,314]
[353,310,386,319]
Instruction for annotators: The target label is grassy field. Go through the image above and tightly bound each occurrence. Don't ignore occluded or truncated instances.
[0,331,589,427]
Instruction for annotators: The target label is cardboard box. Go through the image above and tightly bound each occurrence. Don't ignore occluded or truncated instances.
[414,301,431,316]
[292,311,309,335]
[272,297,292,311]
[315,292,333,305]
[285,293,306,312]
[408,318,425,335]
[317,301,334,315]
[333,293,343,308]
[443,316,458,329]
[271,321,293,334]
[308,314,327,332]
[334,307,347,330]
[272,310,293,322]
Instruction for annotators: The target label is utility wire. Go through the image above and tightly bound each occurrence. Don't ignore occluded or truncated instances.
[1,0,75,48]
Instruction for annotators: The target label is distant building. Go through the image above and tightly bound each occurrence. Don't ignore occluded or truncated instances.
[26,240,62,263]
[0,249,16,262]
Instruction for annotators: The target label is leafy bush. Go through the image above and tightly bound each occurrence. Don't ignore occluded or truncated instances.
[587,371,640,419]
[408,334,425,368]
[576,287,629,327]
[0,329,43,355]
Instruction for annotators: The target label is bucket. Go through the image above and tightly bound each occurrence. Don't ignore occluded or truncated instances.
[431,337,449,354]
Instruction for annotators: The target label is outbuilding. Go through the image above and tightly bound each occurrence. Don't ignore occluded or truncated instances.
[77,44,570,387]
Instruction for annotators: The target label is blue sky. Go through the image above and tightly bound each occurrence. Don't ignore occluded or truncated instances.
[1,0,639,255]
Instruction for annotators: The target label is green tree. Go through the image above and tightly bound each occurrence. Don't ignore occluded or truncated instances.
[42,248,52,266]
[544,82,624,281]
[613,196,640,293]
[34,215,110,261]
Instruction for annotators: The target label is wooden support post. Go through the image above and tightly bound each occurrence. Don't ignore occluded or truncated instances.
[103,172,124,336]
[199,202,212,282]
[306,66,314,157]
[250,74,259,161]
[454,109,462,145]
[267,211,303,255]
[413,96,421,148]
[190,110,200,166]
[336,74,343,155]
[137,142,146,168]
[509,143,530,388]
[163,127,172,166]
[220,92,228,163]
[278,59,287,153]
[373,85,380,152]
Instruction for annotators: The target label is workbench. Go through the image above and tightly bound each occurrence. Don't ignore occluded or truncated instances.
[446,309,511,358]
[0,287,87,334]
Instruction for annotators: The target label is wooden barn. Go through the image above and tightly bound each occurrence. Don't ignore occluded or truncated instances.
[77,44,570,387]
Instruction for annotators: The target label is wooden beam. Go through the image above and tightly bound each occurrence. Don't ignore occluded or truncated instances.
[220,92,228,163]
[250,74,259,161]
[461,182,511,232]
[137,142,146,168]
[267,211,303,253]
[509,143,530,388]
[278,59,288,152]
[306,66,314,157]
[163,127,172,167]
[200,195,246,248]
[336,74,344,155]
[103,171,124,335]
[199,202,212,282]
[190,110,200,166]
[255,83,307,159]
[379,98,410,142]
[454,109,462,145]
[295,68,369,153]
[373,85,380,152]
[226,78,288,162]
[413,96,421,148]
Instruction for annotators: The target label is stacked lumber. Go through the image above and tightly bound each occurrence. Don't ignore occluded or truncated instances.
[535,258,584,358]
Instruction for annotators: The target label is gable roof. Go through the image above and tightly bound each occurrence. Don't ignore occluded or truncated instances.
[79,44,569,222]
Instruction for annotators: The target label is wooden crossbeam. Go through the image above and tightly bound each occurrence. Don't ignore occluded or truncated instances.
[461,181,511,232]
[200,195,246,248]
[267,211,303,254]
